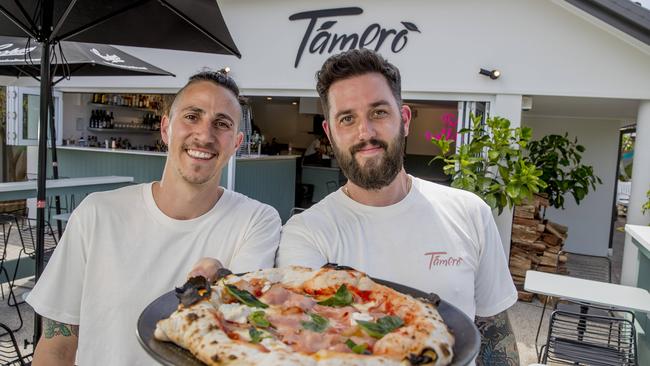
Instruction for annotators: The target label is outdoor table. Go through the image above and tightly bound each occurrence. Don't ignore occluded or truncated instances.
[0,176,134,201]
[525,269,650,363]
[524,270,650,313]
[625,224,650,364]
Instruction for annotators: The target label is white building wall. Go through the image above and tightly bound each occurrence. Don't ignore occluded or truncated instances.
[4,0,648,101]
[523,117,620,257]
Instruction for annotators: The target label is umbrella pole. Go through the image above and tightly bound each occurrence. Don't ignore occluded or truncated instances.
[34,0,54,345]
[49,97,63,237]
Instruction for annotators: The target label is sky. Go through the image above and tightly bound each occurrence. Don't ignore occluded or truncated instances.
[636,0,650,9]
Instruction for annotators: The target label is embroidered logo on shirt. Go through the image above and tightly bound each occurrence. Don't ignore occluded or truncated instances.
[425,251,463,269]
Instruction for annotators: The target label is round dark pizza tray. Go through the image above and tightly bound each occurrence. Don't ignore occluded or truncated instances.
[137,278,480,365]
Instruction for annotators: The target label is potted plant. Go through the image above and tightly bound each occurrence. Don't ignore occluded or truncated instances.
[431,114,547,214]
[526,133,601,210]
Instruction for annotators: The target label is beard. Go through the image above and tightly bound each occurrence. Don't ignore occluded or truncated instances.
[330,122,405,190]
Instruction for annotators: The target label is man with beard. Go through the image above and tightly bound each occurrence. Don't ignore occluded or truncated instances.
[27,71,281,365]
[276,49,519,365]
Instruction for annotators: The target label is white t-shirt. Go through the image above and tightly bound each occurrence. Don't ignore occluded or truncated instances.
[27,183,281,365]
[277,176,517,319]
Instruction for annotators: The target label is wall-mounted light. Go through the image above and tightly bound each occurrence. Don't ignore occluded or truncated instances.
[291,101,298,105]
[219,66,231,74]
[266,97,273,101]
[479,68,501,80]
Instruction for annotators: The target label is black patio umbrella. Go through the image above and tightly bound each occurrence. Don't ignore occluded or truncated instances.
[0,0,241,342]
[0,35,174,236]
[0,36,175,79]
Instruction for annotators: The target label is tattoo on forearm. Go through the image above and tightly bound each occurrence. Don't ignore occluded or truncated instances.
[474,311,519,366]
[43,318,79,339]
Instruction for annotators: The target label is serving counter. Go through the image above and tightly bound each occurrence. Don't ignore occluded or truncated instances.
[51,146,298,222]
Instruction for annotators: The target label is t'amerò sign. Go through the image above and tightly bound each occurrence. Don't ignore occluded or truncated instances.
[289,7,421,68]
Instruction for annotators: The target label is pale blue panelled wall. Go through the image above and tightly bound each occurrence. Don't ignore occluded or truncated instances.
[50,149,296,222]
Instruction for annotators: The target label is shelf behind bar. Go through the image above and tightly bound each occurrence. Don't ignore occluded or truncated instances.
[89,102,159,113]
[87,127,158,134]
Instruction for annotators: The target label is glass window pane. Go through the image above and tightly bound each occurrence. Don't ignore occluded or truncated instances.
[22,94,39,140]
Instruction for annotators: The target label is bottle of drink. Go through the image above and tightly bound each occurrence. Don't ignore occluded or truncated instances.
[109,112,115,129]
[101,110,107,129]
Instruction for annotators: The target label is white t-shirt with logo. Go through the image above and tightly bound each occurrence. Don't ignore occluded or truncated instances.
[277,176,517,319]
[27,183,281,365]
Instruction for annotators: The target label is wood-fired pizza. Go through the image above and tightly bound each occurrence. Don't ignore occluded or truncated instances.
[154,265,455,365]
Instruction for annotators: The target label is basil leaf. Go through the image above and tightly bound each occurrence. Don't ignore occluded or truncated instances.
[355,320,386,338]
[248,310,271,328]
[357,316,404,339]
[301,313,329,332]
[317,284,353,307]
[345,339,370,355]
[377,316,404,332]
[225,284,268,308]
[249,327,268,344]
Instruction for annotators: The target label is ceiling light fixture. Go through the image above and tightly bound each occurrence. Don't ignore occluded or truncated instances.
[479,68,501,80]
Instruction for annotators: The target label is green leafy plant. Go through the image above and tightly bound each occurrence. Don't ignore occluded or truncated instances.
[431,115,546,214]
[622,134,634,153]
[526,134,601,209]
[643,188,650,215]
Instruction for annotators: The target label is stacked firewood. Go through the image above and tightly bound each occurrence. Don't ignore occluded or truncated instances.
[509,195,568,302]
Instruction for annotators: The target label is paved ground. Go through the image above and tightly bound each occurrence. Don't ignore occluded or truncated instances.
[0,216,627,364]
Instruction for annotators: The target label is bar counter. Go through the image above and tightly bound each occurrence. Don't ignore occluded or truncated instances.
[51,146,299,222]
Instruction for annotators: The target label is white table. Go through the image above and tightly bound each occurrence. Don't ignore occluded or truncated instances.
[525,270,650,362]
[0,176,134,201]
[625,224,650,364]
[524,270,650,313]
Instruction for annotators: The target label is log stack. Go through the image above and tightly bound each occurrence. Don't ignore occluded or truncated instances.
[509,195,568,302]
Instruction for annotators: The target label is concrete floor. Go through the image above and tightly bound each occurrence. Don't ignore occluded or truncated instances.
[0,217,627,364]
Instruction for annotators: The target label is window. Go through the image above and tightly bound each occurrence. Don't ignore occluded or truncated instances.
[5,86,62,146]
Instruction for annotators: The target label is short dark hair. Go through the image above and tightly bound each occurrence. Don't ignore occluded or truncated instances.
[168,70,241,119]
[316,49,402,119]
[187,70,240,98]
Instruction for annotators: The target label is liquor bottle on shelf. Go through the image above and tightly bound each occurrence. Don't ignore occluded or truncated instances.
[89,110,94,128]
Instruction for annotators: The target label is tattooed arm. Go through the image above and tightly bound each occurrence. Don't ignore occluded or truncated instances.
[474,311,519,366]
[32,318,78,366]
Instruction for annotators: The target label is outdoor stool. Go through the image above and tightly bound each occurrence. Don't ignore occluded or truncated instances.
[7,215,58,308]
[0,214,24,334]
[0,322,32,365]
[541,305,637,365]
[534,250,612,357]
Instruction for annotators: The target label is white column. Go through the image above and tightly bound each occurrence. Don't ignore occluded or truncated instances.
[490,94,523,259]
[621,100,650,286]
[226,154,236,190]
